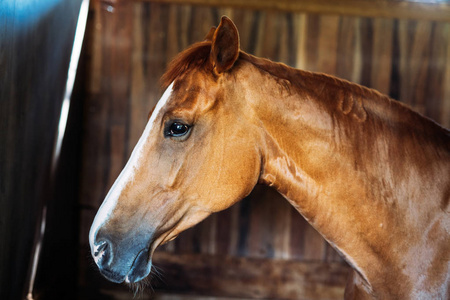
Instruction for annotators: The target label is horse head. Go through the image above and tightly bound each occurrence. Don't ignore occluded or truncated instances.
[89,17,261,284]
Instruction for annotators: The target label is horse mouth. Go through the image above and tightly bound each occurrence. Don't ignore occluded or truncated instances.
[124,248,152,284]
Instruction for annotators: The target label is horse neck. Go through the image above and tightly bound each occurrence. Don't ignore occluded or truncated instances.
[241,62,450,296]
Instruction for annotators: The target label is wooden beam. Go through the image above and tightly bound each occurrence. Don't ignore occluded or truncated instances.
[131,0,450,22]
[152,252,350,300]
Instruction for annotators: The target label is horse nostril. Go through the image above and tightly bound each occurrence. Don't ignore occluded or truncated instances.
[93,239,113,266]
[94,240,108,257]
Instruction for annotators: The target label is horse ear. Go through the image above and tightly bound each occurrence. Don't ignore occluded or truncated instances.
[211,16,240,74]
[204,26,216,41]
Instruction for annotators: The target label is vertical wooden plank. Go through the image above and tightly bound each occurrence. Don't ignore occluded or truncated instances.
[425,22,448,124]
[189,5,215,43]
[105,1,134,184]
[351,18,363,84]
[166,4,181,60]
[80,1,109,209]
[200,213,218,254]
[264,11,282,60]
[247,186,275,258]
[251,11,266,58]
[389,19,401,101]
[359,18,374,87]
[246,187,295,259]
[146,3,169,88]
[294,13,307,70]
[410,21,432,114]
[286,13,297,67]
[130,2,148,151]
[271,192,293,260]
[303,226,327,261]
[336,16,357,82]
[397,19,411,105]
[215,206,235,255]
[235,197,252,257]
[226,202,241,256]
[278,13,290,65]
[289,208,309,260]
[441,23,450,128]
[305,14,320,71]
[316,15,339,75]
[397,19,434,112]
[89,0,102,95]
[178,5,193,51]
[371,18,394,94]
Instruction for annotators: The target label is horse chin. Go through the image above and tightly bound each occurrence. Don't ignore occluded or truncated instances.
[124,249,152,284]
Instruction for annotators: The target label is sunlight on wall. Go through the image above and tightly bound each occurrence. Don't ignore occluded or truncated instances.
[1,0,63,31]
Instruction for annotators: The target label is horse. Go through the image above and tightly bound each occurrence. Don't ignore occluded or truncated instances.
[89,16,450,299]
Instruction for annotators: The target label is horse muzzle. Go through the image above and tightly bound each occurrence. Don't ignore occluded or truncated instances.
[91,232,153,284]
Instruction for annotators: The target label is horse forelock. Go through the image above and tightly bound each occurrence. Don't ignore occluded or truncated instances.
[160,41,213,90]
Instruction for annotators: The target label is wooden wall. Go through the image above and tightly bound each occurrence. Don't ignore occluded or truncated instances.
[77,1,450,299]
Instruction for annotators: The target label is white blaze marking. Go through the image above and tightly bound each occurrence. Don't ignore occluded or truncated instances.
[89,83,174,255]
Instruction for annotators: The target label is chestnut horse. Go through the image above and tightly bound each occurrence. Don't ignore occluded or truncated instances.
[90,17,449,299]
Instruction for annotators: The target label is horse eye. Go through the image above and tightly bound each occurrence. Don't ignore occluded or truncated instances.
[166,122,190,137]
